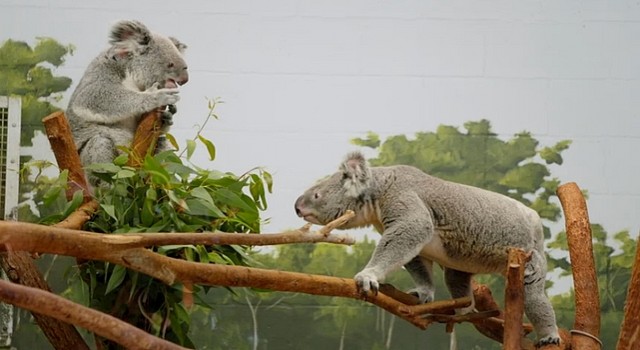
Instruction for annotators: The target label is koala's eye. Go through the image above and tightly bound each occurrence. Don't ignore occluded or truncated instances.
[168,62,175,68]
[313,192,321,200]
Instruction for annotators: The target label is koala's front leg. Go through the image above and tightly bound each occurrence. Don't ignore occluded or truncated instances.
[355,201,433,296]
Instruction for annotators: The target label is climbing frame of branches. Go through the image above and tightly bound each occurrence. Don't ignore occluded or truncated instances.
[0,110,619,350]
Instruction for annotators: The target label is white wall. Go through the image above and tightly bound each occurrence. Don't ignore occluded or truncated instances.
[2,1,639,253]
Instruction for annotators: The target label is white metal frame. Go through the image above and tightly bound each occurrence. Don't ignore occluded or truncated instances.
[0,96,21,220]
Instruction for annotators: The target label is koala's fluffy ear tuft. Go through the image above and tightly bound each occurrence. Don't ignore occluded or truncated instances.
[169,37,188,53]
[340,152,371,197]
[109,20,152,59]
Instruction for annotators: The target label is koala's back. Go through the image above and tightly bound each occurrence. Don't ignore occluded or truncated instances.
[378,165,543,273]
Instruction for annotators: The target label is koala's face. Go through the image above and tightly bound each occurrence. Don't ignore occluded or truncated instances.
[109,20,189,90]
[146,35,189,89]
[128,34,188,90]
[295,152,373,228]
[294,172,348,225]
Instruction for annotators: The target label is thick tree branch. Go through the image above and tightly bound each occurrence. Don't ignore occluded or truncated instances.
[617,233,640,350]
[127,109,163,167]
[557,182,601,350]
[503,248,528,349]
[0,279,188,350]
[42,111,91,201]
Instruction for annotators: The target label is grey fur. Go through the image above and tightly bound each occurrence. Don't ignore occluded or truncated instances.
[295,151,560,346]
[65,20,188,185]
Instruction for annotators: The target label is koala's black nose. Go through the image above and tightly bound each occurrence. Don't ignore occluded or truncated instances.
[294,196,303,217]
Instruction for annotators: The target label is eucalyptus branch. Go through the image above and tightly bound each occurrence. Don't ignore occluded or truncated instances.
[0,280,188,350]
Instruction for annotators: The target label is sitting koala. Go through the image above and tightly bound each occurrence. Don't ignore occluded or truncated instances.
[294,152,560,347]
[65,20,189,186]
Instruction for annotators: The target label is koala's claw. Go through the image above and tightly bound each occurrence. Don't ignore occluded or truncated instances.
[160,105,176,127]
[535,336,561,348]
[354,270,380,297]
[407,286,435,304]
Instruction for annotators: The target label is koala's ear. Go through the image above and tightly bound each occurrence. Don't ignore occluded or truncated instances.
[169,37,188,53]
[109,20,152,59]
[340,152,371,197]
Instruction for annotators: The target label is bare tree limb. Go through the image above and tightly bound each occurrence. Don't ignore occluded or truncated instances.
[503,248,528,349]
[127,109,163,167]
[0,279,188,350]
[617,233,640,350]
[42,111,91,202]
[557,182,601,350]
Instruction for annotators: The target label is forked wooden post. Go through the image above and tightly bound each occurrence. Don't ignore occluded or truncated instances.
[503,248,528,349]
[127,108,163,167]
[42,111,91,202]
[616,235,640,350]
[557,182,601,350]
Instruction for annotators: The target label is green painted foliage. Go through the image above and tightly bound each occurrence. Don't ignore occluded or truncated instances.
[0,38,74,146]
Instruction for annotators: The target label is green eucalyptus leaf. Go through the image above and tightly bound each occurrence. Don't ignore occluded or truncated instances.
[105,265,127,295]
[113,153,129,166]
[197,135,216,161]
[186,139,196,160]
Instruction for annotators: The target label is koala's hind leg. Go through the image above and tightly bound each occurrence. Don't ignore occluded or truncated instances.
[404,256,435,303]
[524,250,560,346]
[444,268,474,314]
[79,135,120,186]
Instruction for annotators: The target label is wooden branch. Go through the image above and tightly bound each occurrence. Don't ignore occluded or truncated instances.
[127,109,163,167]
[400,297,472,316]
[0,221,421,329]
[53,200,100,230]
[318,210,355,235]
[0,251,89,350]
[42,111,91,201]
[616,234,640,350]
[0,279,188,350]
[557,182,602,350]
[424,310,500,324]
[0,220,354,256]
[503,248,528,349]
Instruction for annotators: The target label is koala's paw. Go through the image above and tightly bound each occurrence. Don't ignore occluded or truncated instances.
[535,335,561,348]
[354,269,380,297]
[148,82,180,106]
[160,105,176,129]
[407,286,435,304]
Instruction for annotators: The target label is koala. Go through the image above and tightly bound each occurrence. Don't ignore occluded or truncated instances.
[294,152,560,347]
[65,20,188,185]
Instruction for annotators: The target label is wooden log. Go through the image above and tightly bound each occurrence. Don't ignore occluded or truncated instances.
[503,248,528,349]
[127,108,163,167]
[557,182,601,350]
[0,279,187,350]
[616,235,640,350]
[0,251,89,350]
[42,111,91,201]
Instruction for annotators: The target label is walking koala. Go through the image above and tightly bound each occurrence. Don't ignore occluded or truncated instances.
[294,152,560,346]
[65,20,189,185]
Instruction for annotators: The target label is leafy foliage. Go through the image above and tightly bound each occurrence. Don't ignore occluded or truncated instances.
[0,38,74,146]
[74,132,272,347]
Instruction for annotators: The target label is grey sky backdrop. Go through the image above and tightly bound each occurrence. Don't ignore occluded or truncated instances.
[3,1,640,293]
